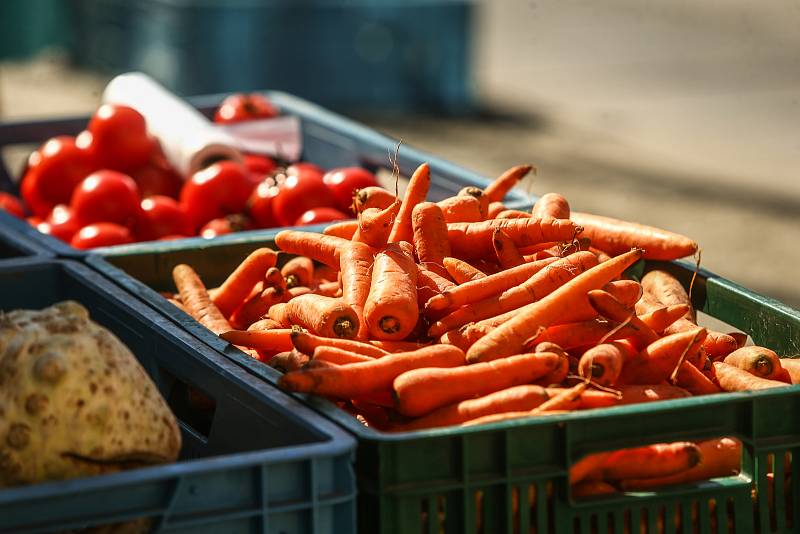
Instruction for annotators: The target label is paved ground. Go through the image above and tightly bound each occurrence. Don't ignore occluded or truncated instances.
[1,0,798,308]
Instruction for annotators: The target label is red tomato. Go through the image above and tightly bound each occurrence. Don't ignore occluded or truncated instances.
[199,215,251,238]
[70,222,134,249]
[180,161,254,231]
[71,170,141,227]
[243,154,277,182]
[286,162,325,177]
[0,192,25,218]
[214,93,279,123]
[322,167,379,214]
[135,196,190,241]
[294,207,350,226]
[129,150,183,199]
[40,204,80,242]
[272,168,336,226]
[247,180,280,228]
[20,136,98,217]
[87,104,155,171]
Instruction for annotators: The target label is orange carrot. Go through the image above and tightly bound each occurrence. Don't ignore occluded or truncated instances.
[702,333,741,360]
[487,201,507,219]
[493,228,525,269]
[275,230,350,268]
[712,362,790,391]
[619,438,741,490]
[531,382,588,413]
[639,304,691,334]
[353,186,395,212]
[369,340,430,353]
[287,286,313,299]
[353,200,401,248]
[447,218,582,260]
[264,266,287,290]
[393,352,562,417]
[281,256,314,289]
[587,289,657,349]
[323,220,358,240]
[428,252,599,338]
[544,388,621,410]
[387,163,430,243]
[312,346,375,365]
[527,319,638,351]
[363,241,419,340]
[312,264,339,285]
[314,281,342,297]
[268,302,290,327]
[531,192,570,220]
[443,257,486,284]
[339,241,374,339]
[291,329,389,358]
[484,164,534,203]
[533,342,570,386]
[211,248,278,317]
[412,202,451,278]
[426,257,558,313]
[393,384,551,431]
[283,294,359,339]
[600,442,702,481]
[571,212,698,260]
[247,317,283,332]
[570,452,613,484]
[417,268,456,317]
[457,186,490,219]
[230,285,285,330]
[723,346,784,380]
[728,332,748,349]
[173,264,232,335]
[268,350,310,373]
[466,249,644,363]
[616,384,692,404]
[278,344,465,397]
[572,481,617,499]
[589,247,613,264]
[495,209,531,219]
[578,343,626,386]
[780,358,800,384]
[220,328,294,352]
[618,328,707,385]
[673,361,722,395]
[639,269,696,322]
[437,195,483,223]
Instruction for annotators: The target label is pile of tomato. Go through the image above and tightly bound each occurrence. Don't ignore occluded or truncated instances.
[0,93,378,248]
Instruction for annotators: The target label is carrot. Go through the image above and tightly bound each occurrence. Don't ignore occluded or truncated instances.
[278,344,465,397]
[275,230,349,268]
[570,452,613,484]
[281,256,314,289]
[417,268,456,318]
[487,202,507,219]
[780,358,800,384]
[723,346,784,380]
[323,220,358,240]
[393,384,550,431]
[412,202,451,278]
[728,332,748,349]
[312,346,375,365]
[531,382,588,413]
[287,286,313,299]
[639,269,696,322]
[312,264,339,285]
[363,241,419,340]
[369,340,430,353]
[712,362,790,391]
[211,248,278,317]
[339,241,374,339]
[589,247,613,264]
[492,228,525,268]
[587,289,658,349]
[533,342,570,386]
[495,209,531,219]
[230,285,285,329]
[315,281,342,297]
[447,218,582,260]
[618,327,707,385]
[570,212,698,260]
[437,195,483,223]
[268,350,310,373]
[461,409,570,427]
[599,442,702,481]
[484,164,534,203]
[173,264,232,335]
[673,361,722,395]
[619,437,741,490]
[387,163,430,243]
[291,329,389,358]
[282,294,359,339]
[393,352,562,417]
[263,267,286,290]
[639,303,691,334]
[167,298,186,313]
[426,257,558,312]
[572,481,617,499]
[527,319,639,351]
[616,384,692,404]
[578,343,626,386]
[531,192,570,220]
[353,200,401,248]
[443,257,486,284]
[220,328,294,352]
[428,252,599,338]
[247,317,283,332]
[466,249,644,363]
[353,186,395,212]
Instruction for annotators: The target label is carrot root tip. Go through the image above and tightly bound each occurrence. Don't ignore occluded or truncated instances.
[333,318,358,339]
[379,316,402,334]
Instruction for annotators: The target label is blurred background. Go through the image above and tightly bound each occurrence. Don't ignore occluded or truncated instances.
[1,0,798,306]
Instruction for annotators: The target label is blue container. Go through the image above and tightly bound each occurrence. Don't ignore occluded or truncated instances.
[68,0,474,114]
[0,259,356,533]
[0,90,534,257]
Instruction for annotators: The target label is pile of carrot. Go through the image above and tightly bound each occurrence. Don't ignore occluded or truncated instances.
[162,161,799,493]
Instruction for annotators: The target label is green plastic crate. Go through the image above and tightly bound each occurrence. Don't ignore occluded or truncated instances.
[87,233,800,534]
